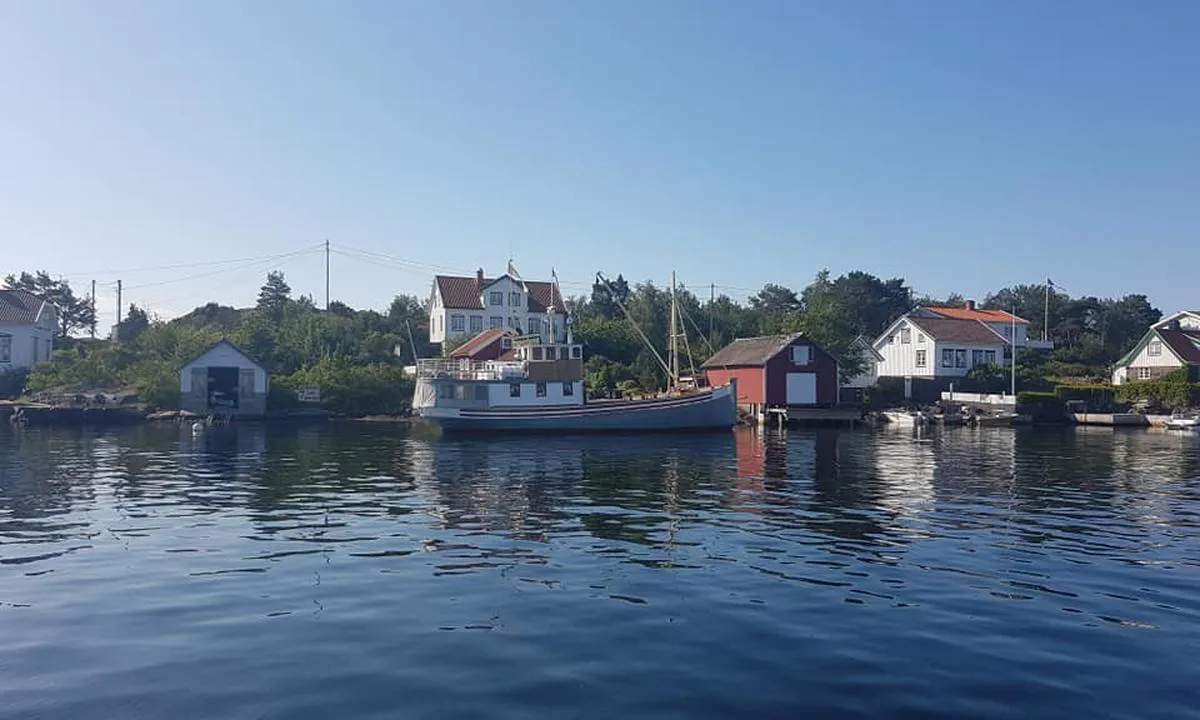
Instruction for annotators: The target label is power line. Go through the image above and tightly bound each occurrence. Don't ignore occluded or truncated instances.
[121,247,322,291]
[62,242,327,277]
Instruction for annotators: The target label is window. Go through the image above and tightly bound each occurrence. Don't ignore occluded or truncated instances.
[1148,340,1162,357]
[450,314,465,332]
[501,337,513,349]
[984,350,997,365]
[490,291,503,306]
[955,349,967,368]
[571,346,582,359]
[544,346,557,360]
[510,383,522,397]
[506,317,514,328]
[470,315,483,333]
[900,328,911,344]
[1137,367,1153,380]
[563,382,574,397]
[453,384,467,400]
[888,334,895,344]
[532,347,544,361]
[0,333,10,363]
[489,316,503,329]
[509,292,522,307]
[917,334,925,344]
[791,345,812,365]
[942,349,954,368]
[972,350,984,367]
[437,316,443,332]
[915,349,926,368]
[536,382,547,397]
[528,318,540,336]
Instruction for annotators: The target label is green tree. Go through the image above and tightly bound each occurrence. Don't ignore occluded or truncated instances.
[116,304,151,343]
[256,271,292,319]
[3,271,97,337]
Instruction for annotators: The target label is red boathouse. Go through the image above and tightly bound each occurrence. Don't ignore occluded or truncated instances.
[701,333,839,415]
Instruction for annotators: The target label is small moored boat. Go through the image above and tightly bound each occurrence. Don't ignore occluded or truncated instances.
[1163,412,1200,431]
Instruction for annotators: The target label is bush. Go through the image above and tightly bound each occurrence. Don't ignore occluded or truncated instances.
[1055,384,1115,411]
[1115,374,1200,412]
[1017,391,1057,404]
[282,359,415,416]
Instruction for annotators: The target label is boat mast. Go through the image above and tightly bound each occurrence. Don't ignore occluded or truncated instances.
[670,271,679,391]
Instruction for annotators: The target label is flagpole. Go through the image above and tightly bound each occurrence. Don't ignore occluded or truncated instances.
[1044,278,1051,343]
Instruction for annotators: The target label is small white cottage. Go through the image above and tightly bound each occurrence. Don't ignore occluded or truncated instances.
[179,340,268,417]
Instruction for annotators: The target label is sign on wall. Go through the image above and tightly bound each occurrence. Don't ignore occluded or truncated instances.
[296,385,321,403]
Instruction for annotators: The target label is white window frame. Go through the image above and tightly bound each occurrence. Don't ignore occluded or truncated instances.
[984,350,997,365]
[955,349,968,368]
[900,328,911,344]
[489,316,503,329]
[536,382,547,398]
[1148,340,1162,357]
[971,349,984,367]
[509,292,522,307]
[791,345,812,365]
[490,291,503,306]
[528,318,540,336]
[917,334,925,344]
[0,333,11,363]
[510,383,522,397]
[1137,367,1153,380]
[450,314,465,333]
[915,349,926,368]
[563,382,574,397]
[941,349,954,368]
[469,315,483,333]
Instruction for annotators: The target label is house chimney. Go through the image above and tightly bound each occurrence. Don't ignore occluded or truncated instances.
[965,299,976,311]
[476,268,484,287]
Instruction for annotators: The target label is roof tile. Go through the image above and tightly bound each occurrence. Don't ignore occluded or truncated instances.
[908,317,1007,344]
[702,334,802,367]
[925,306,1030,325]
[435,274,564,313]
[0,289,50,325]
[1158,329,1200,364]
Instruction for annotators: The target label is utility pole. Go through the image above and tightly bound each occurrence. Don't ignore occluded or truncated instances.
[325,238,330,311]
[90,280,96,339]
[116,279,122,331]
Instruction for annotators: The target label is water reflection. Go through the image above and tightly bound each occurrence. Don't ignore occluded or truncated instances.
[2,424,1200,719]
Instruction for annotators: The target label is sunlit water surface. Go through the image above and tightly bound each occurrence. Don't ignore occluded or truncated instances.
[2,424,1199,719]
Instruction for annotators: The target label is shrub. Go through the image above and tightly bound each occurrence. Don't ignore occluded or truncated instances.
[1055,384,1116,411]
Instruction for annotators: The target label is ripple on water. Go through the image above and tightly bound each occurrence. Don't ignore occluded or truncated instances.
[1,424,1199,719]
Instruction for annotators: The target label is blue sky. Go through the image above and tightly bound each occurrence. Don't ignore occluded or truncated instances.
[3,1,1198,331]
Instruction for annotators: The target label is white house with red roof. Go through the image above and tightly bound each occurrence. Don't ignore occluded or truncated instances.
[872,301,1051,379]
[1111,311,1200,385]
[429,264,566,346]
[0,289,58,374]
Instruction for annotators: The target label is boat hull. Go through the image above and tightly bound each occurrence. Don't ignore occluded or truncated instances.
[419,384,737,434]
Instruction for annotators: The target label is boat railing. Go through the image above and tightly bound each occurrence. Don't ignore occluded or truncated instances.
[416,358,527,381]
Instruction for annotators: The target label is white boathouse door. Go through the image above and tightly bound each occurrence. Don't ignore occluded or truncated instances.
[785,373,817,405]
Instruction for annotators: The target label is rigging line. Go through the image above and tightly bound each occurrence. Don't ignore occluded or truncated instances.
[61,242,327,277]
[596,272,672,379]
[122,247,322,291]
[678,304,718,357]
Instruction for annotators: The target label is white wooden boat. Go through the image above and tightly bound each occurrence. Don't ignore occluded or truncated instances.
[882,410,928,427]
[1163,413,1200,431]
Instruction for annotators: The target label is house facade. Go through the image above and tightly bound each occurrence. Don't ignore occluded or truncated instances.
[429,268,566,346]
[702,334,839,413]
[840,336,884,402]
[179,340,269,417]
[874,302,1044,379]
[0,289,58,374]
[1111,311,1200,385]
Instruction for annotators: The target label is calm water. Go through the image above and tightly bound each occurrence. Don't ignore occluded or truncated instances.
[2,423,1199,719]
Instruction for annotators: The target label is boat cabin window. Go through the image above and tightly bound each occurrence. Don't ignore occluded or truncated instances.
[563,382,574,397]
[536,382,547,398]
[454,384,467,400]
[532,347,544,361]
[571,346,582,359]
[510,383,521,398]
